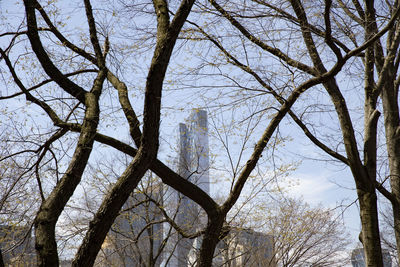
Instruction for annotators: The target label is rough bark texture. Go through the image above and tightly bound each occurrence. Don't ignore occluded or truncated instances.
[358,189,383,267]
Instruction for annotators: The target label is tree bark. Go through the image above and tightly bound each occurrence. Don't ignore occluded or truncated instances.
[0,249,4,267]
[358,187,383,267]
[381,70,400,262]
[197,215,224,267]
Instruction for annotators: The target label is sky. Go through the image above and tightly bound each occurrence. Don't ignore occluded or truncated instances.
[0,0,392,265]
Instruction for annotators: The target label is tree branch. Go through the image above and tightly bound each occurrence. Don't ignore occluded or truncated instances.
[209,0,317,76]
[24,0,88,104]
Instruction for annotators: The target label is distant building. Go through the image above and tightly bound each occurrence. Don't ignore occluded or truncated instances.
[0,225,35,267]
[96,183,164,267]
[351,248,392,267]
[164,109,210,267]
[221,229,276,267]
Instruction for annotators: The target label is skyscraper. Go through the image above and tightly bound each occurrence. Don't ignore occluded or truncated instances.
[163,109,210,267]
[178,109,210,194]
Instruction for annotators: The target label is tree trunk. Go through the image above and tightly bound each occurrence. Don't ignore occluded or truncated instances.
[23,1,107,265]
[358,188,383,267]
[33,88,104,266]
[197,217,224,267]
[34,209,60,266]
[72,155,150,266]
[0,249,4,267]
[381,74,400,262]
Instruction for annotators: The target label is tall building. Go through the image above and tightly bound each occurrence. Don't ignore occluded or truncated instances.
[163,109,210,267]
[179,109,210,194]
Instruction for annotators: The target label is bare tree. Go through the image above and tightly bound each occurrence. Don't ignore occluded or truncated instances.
[0,0,196,265]
[263,197,350,267]
[0,1,387,267]
[177,0,400,265]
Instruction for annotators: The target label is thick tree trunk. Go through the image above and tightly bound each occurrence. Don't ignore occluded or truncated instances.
[34,210,60,266]
[0,249,4,267]
[33,84,104,266]
[381,76,400,261]
[323,78,384,266]
[24,1,107,265]
[197,216,224,267]
[358,188,383,267]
